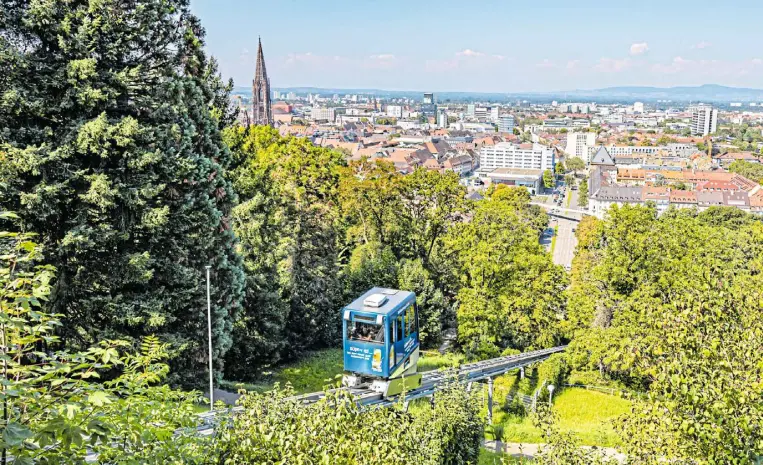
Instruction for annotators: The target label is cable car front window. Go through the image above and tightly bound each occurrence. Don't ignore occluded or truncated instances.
[348,321,385,344]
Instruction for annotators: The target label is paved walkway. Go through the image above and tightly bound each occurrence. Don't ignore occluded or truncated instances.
[483,440,626,463]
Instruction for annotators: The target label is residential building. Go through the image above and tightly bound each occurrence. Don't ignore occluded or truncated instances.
[490,106,499,122]
[466,104,475,117]
[437,110,448,129]
[478,142,555,172]
[386,105,403,118]
[565,132,596,161]
[633,102,645,113]
[690,105,718,136]
[311,107,335,122]
[423,93,434,105]
[498,115,516,133]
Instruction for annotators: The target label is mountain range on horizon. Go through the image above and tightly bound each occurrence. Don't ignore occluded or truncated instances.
[233,83,763,104]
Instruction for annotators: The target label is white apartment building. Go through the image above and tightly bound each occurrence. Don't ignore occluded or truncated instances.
[690,105,718,136]
[386,105,403,118]
[565,132,596,161]
[498,115,516,133]
[437,110,448,128]
[478,142,555,173]
[633,102,645,113]
[490,107,499,122]
[311,107,335,122]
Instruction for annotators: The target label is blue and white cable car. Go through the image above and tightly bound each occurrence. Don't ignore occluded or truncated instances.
[341,287,423,397]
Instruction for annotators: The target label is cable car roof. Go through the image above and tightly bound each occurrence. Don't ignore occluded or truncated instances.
[344,287,416,316]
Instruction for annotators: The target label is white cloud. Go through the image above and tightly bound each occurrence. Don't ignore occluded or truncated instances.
[566,60,581,70]
[535,59,556,69]
[629,42,649,56]
[457,49,484,57]
[751,58,763,66]
[693,41,712,50]
[595,57,632,72]
[652,56,692,74]
[492,54,507,61]
[369,54,396,60]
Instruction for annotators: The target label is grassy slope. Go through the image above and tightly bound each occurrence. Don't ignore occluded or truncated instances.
[495,387,631,447]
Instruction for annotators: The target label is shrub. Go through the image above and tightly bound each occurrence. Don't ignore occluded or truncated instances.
[537,354,570,397]
[217,382,484,465]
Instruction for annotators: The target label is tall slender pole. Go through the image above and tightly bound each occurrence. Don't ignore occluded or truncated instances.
[205,266,214,412]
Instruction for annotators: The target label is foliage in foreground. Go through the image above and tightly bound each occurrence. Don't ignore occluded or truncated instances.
[216,383,484,465]
[1,222,210,464]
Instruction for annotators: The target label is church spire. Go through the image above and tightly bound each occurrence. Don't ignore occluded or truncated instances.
[252,37,272,126]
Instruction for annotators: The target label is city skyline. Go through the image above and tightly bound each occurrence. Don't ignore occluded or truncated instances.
[191,0,763,93]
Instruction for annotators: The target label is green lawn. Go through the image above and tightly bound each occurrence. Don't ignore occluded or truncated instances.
[493,387,631,447]
[222,348,466,395]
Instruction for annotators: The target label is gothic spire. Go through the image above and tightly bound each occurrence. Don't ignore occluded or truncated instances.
[252,37,272,126]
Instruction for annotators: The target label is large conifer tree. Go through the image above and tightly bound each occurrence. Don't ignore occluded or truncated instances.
[0,0,245,385]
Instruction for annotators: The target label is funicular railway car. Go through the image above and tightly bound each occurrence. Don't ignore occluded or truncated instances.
[341,287,423,397]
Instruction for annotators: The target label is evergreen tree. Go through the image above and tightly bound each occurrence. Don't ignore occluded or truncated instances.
[0,0,245,386]
[223,126,346,375]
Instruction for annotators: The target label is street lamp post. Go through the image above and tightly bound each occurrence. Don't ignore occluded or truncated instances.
[205,265,214,412]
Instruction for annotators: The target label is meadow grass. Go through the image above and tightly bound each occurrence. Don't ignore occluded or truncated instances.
[493,387,631,447]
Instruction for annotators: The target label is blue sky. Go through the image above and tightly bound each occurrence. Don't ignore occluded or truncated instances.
[191,0,763,92]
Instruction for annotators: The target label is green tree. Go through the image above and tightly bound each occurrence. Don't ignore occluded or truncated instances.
[0,0,245,386]
[225,126,347,365]
[543,169,555,189]
[577,177,589,208]
[566,157,586,175]
[728,159,763,184]
[555,162,566,175]
[397,258,450,348]
[444,196,567,358]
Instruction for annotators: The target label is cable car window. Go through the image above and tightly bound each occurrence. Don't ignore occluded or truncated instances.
[396,314,404,341]
[347,321,385,344]
[406,305,416,335]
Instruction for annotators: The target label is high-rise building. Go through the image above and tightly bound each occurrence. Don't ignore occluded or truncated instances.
[490,107,499,122]
[565,132,597,161]
[466,104,475,117]
[437,110,448,128]
[498,115,516,133]
[633,102,645,113]
[421,92,437,118]
[252,38,272,126]
[690,105,718,136]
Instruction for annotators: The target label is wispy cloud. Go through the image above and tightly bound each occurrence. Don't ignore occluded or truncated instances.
[535,59,556,69]
[457,49,485,57]
[693,41,712,50]
[595,57,632,72]
[629,42,649,56]
[369,54,396,60]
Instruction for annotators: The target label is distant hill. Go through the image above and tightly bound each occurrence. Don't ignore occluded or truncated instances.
[233,84,763,104]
